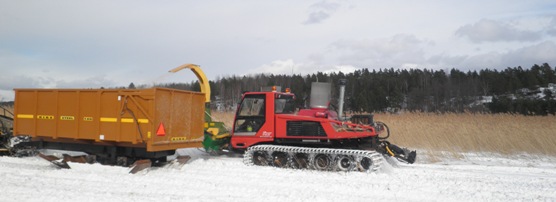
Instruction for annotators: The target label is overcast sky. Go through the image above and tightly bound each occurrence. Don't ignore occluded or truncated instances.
[1,0,556,101]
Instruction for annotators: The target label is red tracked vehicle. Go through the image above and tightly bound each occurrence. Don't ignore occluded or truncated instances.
[231,82,416,172]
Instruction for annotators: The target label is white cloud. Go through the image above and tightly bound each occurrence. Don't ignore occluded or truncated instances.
[1,1,556,101]
[0,74,117,90]
[0,73,118,102]
[426,41,556,69]
[456,19,543,43]
[501,40,556,66]
[322,65,358,74]
[247,59,360,76]
[427,54,468,68]
[547,15,556,36]
[327,34,429,67]
[303,0,342,25]
[0,90,14,102]
[247,59,302,75]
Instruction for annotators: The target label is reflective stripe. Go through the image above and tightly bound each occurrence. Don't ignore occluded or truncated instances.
[100,117,117,122]
[233,132,257,136]
[17,114,34,119]
[121,118,134,123]
[121,118,148,123]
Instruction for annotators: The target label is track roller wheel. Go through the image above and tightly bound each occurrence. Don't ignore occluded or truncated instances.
[271,152,289,168]
[291,153,309,169]
[357,157,373,171]
[335,155,356,171]
[252,151,270,166]
[313,154,331,171]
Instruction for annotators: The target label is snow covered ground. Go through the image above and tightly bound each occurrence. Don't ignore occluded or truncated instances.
[1,149,556,202]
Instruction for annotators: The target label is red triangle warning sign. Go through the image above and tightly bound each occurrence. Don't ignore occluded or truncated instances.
[156,123,166,136]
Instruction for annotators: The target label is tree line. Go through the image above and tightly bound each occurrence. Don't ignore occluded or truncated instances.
[154,63,556,115]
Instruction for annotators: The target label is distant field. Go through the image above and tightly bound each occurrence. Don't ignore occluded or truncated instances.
[212,111,556,158]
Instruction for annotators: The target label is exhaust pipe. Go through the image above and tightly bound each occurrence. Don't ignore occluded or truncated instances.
[338,79,347,120]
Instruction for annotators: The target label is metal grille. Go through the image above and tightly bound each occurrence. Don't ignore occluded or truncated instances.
[286,121,327,137]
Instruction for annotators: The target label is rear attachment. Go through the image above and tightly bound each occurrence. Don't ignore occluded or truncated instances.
[380,141,416,164]
[244,145,384,172]
[374,121,417,164]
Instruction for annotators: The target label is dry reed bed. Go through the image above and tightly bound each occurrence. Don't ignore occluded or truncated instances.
[213,111,556,157]
[376,113,556,157]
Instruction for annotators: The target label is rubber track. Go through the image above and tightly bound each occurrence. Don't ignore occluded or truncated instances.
[243,145,383,172]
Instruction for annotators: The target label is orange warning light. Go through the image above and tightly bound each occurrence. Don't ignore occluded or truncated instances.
[156,123,166,136]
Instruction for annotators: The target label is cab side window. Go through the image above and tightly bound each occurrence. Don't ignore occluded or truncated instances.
[234,95,265,133]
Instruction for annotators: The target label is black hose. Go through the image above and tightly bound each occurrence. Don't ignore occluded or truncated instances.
[121,98,145,144]
[375,121,390,140]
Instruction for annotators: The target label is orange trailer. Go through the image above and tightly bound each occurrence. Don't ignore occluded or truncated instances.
[13,87,205,163]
